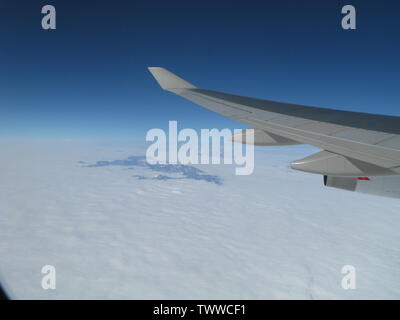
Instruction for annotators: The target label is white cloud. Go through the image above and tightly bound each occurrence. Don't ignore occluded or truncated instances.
[0,141,400,299]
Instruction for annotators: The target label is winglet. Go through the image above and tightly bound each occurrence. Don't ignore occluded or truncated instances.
[148,67,196,91]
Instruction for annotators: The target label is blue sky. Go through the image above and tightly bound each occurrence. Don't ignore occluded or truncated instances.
[0,0,400,140]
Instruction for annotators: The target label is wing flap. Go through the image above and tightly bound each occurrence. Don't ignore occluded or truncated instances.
[291,150,395,176]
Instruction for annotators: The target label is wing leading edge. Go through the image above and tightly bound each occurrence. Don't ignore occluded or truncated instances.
[148,67,400,179]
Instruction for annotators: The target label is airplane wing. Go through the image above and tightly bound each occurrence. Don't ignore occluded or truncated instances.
[148,67,400,198]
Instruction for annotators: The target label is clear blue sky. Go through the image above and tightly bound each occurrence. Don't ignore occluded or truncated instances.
[1,0,400,140]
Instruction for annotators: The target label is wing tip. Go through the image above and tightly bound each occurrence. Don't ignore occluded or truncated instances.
[148,67,196,90]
